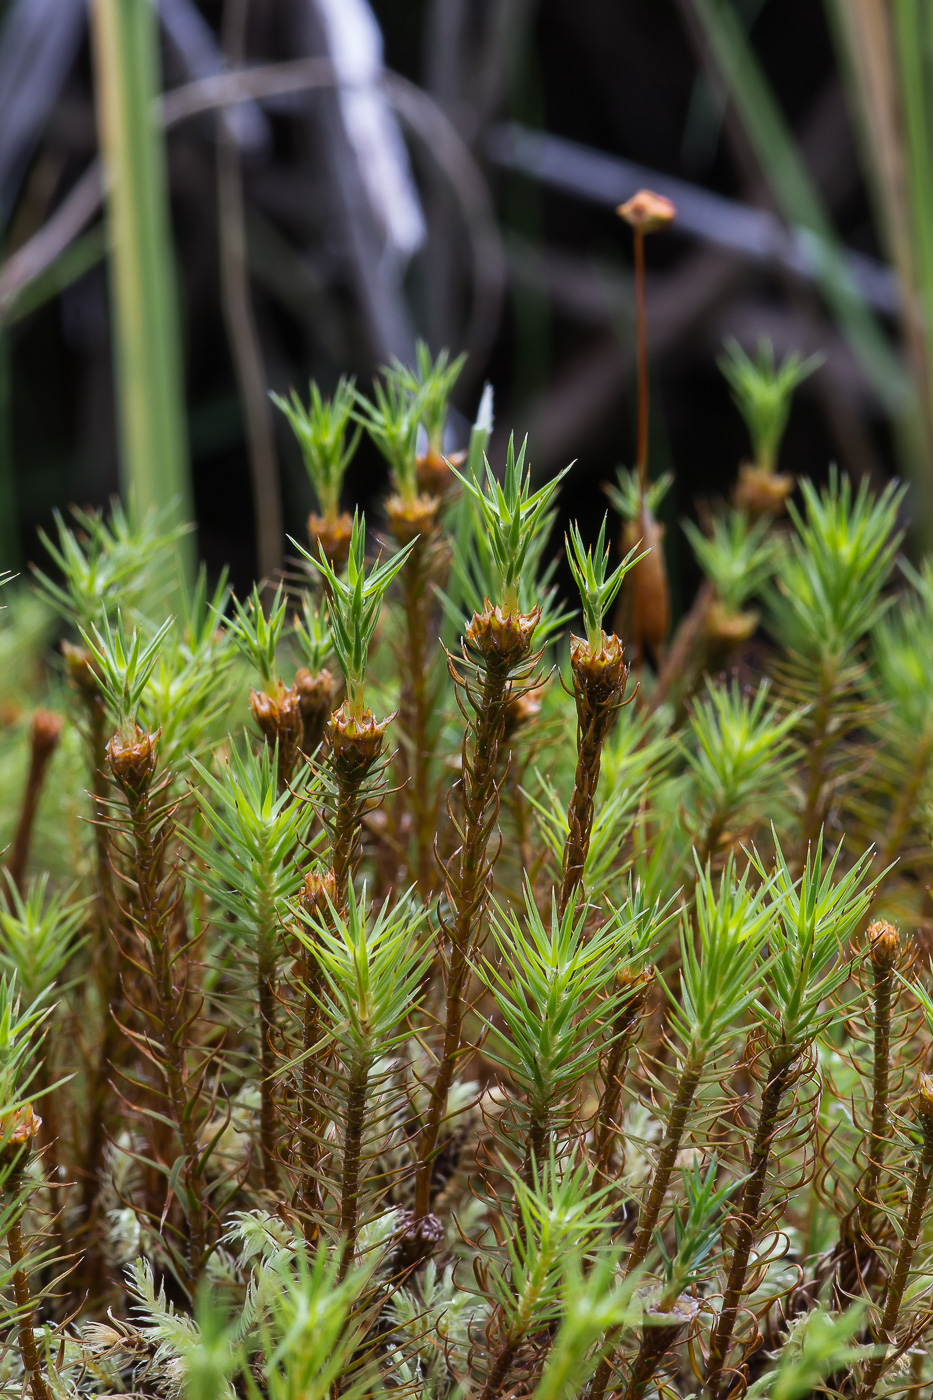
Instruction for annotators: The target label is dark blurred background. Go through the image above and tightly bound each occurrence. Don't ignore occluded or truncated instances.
[0,0,902,612]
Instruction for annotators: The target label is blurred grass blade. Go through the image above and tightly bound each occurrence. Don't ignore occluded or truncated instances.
[826,0,933,521]
[687,0,907,418]
[0,332,16,569]
[89,0,194,580]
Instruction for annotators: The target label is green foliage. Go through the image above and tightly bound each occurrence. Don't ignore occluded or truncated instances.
[604,467,673,522]
[387,340,467,457]
[0,876,87,1004]
[532,1256,640,1400]
[0,974,51,1107]
[683,679,800,850]
[294,883,427,1060]
[493,1156,614,1335]
[292,597,332,675]
[653,1157,738,1307]
[481,891,647,1139]
[187,742,317,961]
[247,1247,373,1400]
[80,610,173,735]
[566,515,647,648]
[667,856,773,1058]
[752,832,875,1052]
[771,468,904,667]
[271,378,360,520]
[745,1306,866,1400]
[683,508,775,613]
[354,373,422,502]
[718,338,822,473]
[451,433,569,614]
[34,502,182,632]
[295,511,414,719]
[2,362,933,1400]
[225,584,288,694]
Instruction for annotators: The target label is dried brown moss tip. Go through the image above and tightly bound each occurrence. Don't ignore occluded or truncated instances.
[328,701,390,770]
[917,1071,933,1145]
[734,462,795,518]
[61,640,102,702]
[308,510,354,574]
[302,867,339,921]
[616,189,676,234]
[466,602,540,664]
[385,491,441,545]
[295,666,334,756]
[107,728,157,802]
[416,447,465,498]
[570,631,630,707]
[0,1103,41,1167]
[869,919,900,969]
[703,599,759,649]
[29,710,63,761]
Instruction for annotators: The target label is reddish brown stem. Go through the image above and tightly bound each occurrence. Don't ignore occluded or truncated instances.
[857,1129,933,1400]
[6,1169,52,1400]
[706,1054,793,1398]
[633,226,648,490]
[337,1059,369,1282]
[112,736,208,1285]
[258,949,279,1194]
[413,622,527,1223]
[6,711,62,897]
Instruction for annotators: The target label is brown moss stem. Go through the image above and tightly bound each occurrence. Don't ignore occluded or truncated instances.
[864,922,899,1216]
[593,976,651,1187]
[558,634,629,920]
[110,733,208,1285]
[6,711,62,898]
[705,1053,793,1398]
[856,1091,933,1400]
[6,1175,51,1400]
[257,944,279,1194]
[413,607,538,1224]
[337,1057,369,1282]
[629,1055,705,1272]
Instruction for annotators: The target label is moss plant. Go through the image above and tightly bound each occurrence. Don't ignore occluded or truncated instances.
[2,338,933,1400]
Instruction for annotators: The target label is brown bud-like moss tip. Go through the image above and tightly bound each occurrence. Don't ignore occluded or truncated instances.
[616,189,676,234]
[308,510,353,574]
[703,601,759,648]
[869,919,900,968]
[30,708,64,760]
[385,491,441,545]
[302,867,338,919]
[295,667,334,716]
[467,602,540,663]
[918,1071,933,1131]
[416,447,466,498]
[250,681,301,740]
[61,640,101,700]
[327,701,389,766]
[0,1103,42,1165]
[734,463,795,518]
[570,632,629,695]
[108,729,157,799]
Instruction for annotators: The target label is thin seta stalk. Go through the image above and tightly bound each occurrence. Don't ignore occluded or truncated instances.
[108,729,208,1284]
[856,1073,933,1400]
[5,712,62,899]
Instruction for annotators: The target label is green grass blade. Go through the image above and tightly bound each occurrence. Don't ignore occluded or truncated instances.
[687,0,907,416]
[89,0,194,582]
